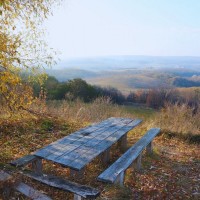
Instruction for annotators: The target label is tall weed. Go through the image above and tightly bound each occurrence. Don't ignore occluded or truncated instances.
[44,97,133,123]
[154,103,200,140]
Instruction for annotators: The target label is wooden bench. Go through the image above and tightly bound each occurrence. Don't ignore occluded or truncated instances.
[0,170,51,200]
[10,154,37,168]
[10,154,43,174]
[22,171,100,200]
[97,128,161,186]
[10,156,100,199]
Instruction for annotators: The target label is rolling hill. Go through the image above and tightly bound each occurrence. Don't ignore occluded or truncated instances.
[47,56,200,93]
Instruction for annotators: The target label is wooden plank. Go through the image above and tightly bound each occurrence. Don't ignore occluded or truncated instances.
[54,118,128,164]
[46,119,123,161]
[34,117,121,159]
[56,146,92,168]
[70,119,142,170]
[82,119,130,147]
[0,171,51,200]
[57,118,133,169]
[10,155,37,167]
[0,170,11,181]
[23,171,100,199]
[69,119,142,170]
[97,128,160,183]
[78,118,133,151]
[15,182,52,200]
[41,143,80,161]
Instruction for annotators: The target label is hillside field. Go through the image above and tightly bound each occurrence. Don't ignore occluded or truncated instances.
[47,56,200,94]
[1,100,199,200]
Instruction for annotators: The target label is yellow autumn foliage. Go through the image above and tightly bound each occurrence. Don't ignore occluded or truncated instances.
[0,0,62,111]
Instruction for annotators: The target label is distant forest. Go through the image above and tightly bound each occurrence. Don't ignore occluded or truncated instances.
[33,76,200,110]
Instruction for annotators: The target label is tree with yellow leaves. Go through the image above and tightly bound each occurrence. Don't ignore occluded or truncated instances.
[0,0,61,112]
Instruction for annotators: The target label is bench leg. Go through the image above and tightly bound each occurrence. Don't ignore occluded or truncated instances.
[70,168,84,179]
[114,171,125,186]
[133,153,142,171]
[119,134,127,152]
[74,194,82,200]
[2,187,12,200]
[101,148,110,164]
[146,141,153,155]
[32,158,43,174]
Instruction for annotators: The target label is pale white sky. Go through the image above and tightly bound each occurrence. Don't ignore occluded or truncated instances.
[45,0,200,59]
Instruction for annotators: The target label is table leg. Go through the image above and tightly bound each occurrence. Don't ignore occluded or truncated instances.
[2,187,12,199]
[70,168,85,179]
[119,134,127,152]
[32,158,43,174]
[74,194,82,200]
[101,148,110,164]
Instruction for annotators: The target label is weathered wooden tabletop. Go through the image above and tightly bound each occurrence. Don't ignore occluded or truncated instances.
[34,117,142,171]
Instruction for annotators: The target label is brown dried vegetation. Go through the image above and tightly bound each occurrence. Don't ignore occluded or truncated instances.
[0,99,199,199]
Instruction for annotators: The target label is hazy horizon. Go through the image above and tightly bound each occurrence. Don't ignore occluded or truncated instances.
[60,54,200,61]
[45,0,200,60]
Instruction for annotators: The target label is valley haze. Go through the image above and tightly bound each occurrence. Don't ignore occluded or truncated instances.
[47,55,200,93]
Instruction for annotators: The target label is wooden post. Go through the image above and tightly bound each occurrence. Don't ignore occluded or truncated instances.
[119,134,127,152]
[114,171,125,186]
[133,153,142,171]
[32,158,42,174]
[146,141,153,155]
[2,187,12,200]
[70,168,85,179]
[101,148,110,164]
[74,194,82,200]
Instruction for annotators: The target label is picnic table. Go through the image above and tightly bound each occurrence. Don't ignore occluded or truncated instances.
[33,117,142,175]
[9,117,163,200]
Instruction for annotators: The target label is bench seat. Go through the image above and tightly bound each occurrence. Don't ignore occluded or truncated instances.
[97,128,160,185]
[10,155,37,167]
[0,170,51,200]
[22,171,100,200]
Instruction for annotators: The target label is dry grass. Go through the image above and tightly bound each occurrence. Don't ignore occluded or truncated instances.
[43,97,133,124]
[0,99,200,199]
[154,103,200,142]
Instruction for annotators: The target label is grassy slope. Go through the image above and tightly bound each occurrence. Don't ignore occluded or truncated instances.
[49,66,200,94]
[86,72,166,94]
[0,103,199,200]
